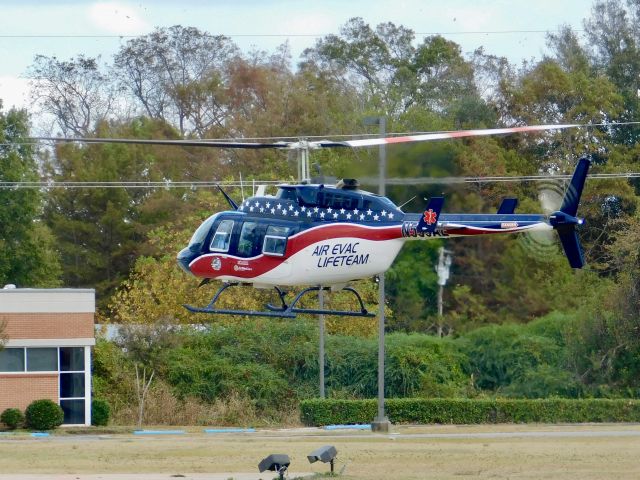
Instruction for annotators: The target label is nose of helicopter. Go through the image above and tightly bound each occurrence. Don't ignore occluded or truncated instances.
[177,246,195,275]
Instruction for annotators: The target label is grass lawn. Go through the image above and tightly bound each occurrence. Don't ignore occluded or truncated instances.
[1,424,640,479]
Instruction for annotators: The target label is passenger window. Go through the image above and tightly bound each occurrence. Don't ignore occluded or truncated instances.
[209,220,234,252]
[263,225,289,257]
[237,222,259,257]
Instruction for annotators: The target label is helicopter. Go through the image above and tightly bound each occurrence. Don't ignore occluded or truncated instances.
[39,123,596,318]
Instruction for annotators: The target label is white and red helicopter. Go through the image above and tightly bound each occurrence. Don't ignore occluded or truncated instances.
[42,124,594,317]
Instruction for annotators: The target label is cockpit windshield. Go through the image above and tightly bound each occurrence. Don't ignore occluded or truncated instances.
[188,214,218,248]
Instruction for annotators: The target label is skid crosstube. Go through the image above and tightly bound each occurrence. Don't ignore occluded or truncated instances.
[183,283,375,318]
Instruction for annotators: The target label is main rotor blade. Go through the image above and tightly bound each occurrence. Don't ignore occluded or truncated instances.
[336,124,583,148]
[34,137,291,149]
[31,121,640,150]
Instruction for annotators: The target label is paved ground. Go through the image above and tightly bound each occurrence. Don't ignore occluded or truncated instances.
[0,475,297,480]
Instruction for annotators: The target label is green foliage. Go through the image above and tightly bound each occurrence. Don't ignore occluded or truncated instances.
[24,399,64,431]
[1,408,24,430]
[460,323,566,391]
[300,398,640,426]
[91,399,110,426]
[0,107,61,287]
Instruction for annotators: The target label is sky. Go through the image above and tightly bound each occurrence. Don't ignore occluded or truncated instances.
[0,0,595,110]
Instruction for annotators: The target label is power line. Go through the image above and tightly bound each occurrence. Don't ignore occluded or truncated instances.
[0,29,584,40]
[2,173,638,189]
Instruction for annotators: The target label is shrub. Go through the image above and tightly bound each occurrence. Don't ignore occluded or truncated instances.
[25,399,64,430]
[1,408,24,430]
[91,399,110,426]
[300,398,640,426]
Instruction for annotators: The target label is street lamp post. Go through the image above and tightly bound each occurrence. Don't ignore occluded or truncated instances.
[364,116,391,433]
[435,247,453,337]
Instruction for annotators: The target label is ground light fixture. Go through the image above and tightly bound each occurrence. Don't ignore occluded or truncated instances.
[307,445,338,473]
[258,453,290,480]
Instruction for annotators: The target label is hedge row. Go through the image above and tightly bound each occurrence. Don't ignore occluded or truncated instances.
[300,398,640,426]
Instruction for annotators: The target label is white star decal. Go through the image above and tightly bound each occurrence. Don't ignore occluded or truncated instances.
[266,202,271,208]
[307,211,312,217]
[281,209,287,215]
[381,210,387,217]
[301,206,306,212]
[294,210,299,216]
[340,208,346,214]
[260,207,265,213]
[346,213,352,220]
[288,204,294,211]
[359,214,365,220]
[354,209,359,215]
[320,212,326,218]
[249,206,254,212]
[388,212,394,219]
[366,209,373,216]
[327,207,333,213]
[270,208,275,214]
[314,207,319,213]
[255,201,260,207]
[245,201,250,206]
[373,214,379,221]
[276,203,282,210]
[333,213,338,219]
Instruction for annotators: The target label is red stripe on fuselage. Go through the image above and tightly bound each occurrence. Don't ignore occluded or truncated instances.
[189,223,403,280]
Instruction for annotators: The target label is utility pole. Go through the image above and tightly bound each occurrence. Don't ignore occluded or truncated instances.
[318,289,325,398]
[364,115,391,433]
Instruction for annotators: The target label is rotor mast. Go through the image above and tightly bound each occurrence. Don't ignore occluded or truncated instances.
[292,139,311,183]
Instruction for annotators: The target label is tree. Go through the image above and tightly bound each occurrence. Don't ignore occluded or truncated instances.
[113,25,239,137]
[28,55,116,136]
[0,105,61,287]
[301,18,476,117]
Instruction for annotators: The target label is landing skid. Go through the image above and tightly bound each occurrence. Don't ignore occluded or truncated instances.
[184,283,375,318]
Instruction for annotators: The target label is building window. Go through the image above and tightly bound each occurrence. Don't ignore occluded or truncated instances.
[60,399,85,424]
[26,348,58,372]
[0,346,88,425]
[60,347,84,371]
[0,348,25,372]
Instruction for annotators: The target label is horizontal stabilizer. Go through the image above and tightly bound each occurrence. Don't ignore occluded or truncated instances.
[417,197,444,234]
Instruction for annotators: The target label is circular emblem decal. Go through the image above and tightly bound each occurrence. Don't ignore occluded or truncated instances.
[211,257,222,271]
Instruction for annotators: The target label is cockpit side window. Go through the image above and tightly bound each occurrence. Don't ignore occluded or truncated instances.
[188,215,217,249]
[237,221,260,257]
[263,225,290,257]
[209,219,234,252]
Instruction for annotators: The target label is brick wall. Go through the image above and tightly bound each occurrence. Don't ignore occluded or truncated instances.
[0,374,58,411]
[0,313,94,339]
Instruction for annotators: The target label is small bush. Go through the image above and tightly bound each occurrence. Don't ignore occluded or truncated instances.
[25,399,64,430]
[91,399,110,426]
[1,408,24,430]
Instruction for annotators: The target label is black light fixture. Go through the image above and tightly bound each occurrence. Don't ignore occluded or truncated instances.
[307,445,338,473]
[258,453,290,480]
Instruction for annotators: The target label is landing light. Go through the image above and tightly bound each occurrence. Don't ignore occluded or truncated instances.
[258,453,290,480]
[308,445,338,474]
